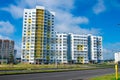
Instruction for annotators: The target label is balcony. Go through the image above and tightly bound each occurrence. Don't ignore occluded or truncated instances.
[37,17,44,20]
[36,24,44,27]
[35,55,42,58]
[28,19,32,23]
[36,14,44,16]
[36,11,44,14]
[35,48,42,50]
[36,29,44,32]
[26,55,29,59]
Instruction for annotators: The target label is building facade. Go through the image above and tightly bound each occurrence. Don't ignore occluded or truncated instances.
[55,33,103,64]
[88,35,103,63]
[0,39,14,63]
[21,6,55,64]
[68,33,88,63]
[55,32,68,63]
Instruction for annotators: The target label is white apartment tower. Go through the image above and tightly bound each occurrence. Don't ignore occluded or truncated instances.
[55,33,103,64]
[21,6,55,64]
[88,35,103,63]
[55,33,68,63]
[68,33,88,63]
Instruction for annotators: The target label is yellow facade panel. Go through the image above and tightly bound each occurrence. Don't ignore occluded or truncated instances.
[28,19,32,23]
[77,45,84,51]
[35,9,44,59]
[77,56,84,64]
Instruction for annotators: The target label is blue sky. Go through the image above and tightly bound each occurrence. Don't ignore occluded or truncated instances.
[0,0,120,59]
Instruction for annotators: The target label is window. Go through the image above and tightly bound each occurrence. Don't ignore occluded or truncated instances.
[24,27,26,29]
[24,30,26,32]
[24,24,26,26]
[32,12,36,14]
[32,15,36,17]
[32,18,35,20]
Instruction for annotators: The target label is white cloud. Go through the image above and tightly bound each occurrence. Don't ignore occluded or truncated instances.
[1,0,74,19]
[37,0,74,11]
[2,5,23,19]
[1,0,101,35]
[55,10,100,35]
[103,48,111,54]
[93,0,106,14]
[106,43,120,51]
[0,21,15,35]
[0,35,11,40]
[103,42,120,60]
[103,48,113,60]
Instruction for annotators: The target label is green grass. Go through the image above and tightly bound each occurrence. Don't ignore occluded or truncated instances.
[0,63,114,71]
[0,63,114,75]
[0,69,70,75]
[90,73,120,80]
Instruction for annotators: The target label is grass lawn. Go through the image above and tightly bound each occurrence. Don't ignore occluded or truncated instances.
[0,63,114,75]
[0,63,114,70]
[90,73,120,80]
[0,63,114,71]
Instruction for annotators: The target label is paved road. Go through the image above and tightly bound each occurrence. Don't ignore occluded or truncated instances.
[0,68,117,80]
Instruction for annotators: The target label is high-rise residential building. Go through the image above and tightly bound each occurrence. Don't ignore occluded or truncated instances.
[55,33,103,64]
[88,35,103,63]
[55,32,68,63]
[21,6,55,64]
[68,33,89,63]
[0,39,14,63]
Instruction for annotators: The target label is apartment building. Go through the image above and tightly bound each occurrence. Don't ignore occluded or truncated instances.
[68,33,88,63]
[55,32,68,63]
[88,35,103,63]
[0,39,14,63]
[56,33,103,64]
[21,6,55,64]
